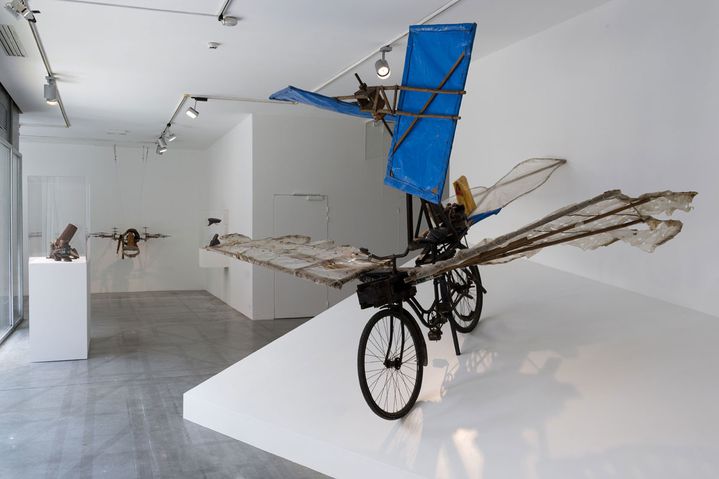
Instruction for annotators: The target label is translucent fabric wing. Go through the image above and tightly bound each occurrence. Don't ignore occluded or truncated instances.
[206,234,388,289]
[205,190,695,288]
[444,158,566,224]
[406,190,697,282]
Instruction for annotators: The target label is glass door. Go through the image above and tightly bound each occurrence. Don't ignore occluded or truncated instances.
[0,141,11,341]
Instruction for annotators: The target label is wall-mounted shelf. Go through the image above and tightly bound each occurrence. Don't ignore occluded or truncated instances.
[199,248,231,269]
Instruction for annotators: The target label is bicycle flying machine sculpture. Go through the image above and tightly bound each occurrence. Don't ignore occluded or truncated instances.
[207,23,696,419]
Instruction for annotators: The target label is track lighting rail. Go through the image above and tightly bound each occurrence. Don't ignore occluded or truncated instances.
[155,94,292,154]
[8,0,71,127]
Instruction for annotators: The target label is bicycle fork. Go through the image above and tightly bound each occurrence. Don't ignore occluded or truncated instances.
[430,277,462,356]
[385,311,406,369]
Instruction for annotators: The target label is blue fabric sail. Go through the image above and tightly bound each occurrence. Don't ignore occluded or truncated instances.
[468,207,501,226]
[269,23,476,205]
[270,86,397,122]
[384,23,477,204]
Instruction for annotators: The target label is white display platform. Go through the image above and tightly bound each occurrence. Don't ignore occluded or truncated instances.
[184,260,719,479]
[29,256,90,362]
[199,248,231,268]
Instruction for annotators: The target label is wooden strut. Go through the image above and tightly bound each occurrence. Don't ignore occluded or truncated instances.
[334,86,466,101]
[486,218,645,262]
[474,199,652,265]
[392,52,466,154]
[378,110,460,120]
[425,196,655,277]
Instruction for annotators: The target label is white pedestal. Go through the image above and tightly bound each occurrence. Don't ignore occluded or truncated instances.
[199,248,231,268]
[29,256,90,362]
[184,261,719,479]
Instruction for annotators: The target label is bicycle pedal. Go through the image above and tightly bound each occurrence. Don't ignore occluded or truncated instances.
[428,329,442,341]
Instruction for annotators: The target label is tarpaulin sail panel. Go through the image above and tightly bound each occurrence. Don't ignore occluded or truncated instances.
[269,86,397,122]
[384,23,477,204]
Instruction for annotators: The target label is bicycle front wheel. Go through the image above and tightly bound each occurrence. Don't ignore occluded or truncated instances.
[357,308,423,420]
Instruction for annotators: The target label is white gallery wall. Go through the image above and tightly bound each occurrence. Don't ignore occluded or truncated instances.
[203,112,406,320]
[203,116,254,317]
[21,141,205,293]
[451,0,718,317]
[251,114,405,319]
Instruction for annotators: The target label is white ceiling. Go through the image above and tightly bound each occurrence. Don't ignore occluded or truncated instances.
[0,0,611,149]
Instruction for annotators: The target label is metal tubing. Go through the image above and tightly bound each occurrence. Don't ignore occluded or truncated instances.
[406,194,414,246]
[383,110,459,120]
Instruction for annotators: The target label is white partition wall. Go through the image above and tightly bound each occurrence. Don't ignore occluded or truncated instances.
[203,114,407,319]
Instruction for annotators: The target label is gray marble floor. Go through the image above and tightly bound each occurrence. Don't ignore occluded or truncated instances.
[0,290,329,479]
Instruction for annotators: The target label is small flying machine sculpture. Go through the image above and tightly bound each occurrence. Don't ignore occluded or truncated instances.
[48,223,80,262]
[91,227,169,259]
[207,23,696,419]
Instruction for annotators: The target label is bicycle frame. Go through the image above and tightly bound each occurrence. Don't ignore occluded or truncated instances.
[359,194,471,357]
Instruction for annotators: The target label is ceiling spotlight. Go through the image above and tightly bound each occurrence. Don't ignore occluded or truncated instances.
[156,144,166,155]
[6,0,37,22]
[375,45,392,80]
[186,97,206,119]
[43,76,58,105]
[219,15,238,26]
[165,131,177,142]
[157,136,167,149]
[186,99,199,119]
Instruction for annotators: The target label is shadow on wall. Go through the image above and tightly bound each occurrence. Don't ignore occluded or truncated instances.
[91,233,177,293]
[93,239,132,292]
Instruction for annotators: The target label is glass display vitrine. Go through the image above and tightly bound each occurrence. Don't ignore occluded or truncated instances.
[27,176,90,261]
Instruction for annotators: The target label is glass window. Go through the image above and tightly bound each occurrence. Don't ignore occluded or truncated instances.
[12,150,22,322]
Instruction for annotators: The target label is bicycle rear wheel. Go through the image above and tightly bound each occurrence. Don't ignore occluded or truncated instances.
[357,308,423,420]
[447,266,484,333]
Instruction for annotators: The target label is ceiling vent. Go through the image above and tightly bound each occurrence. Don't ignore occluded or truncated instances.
[0,24,26,57]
